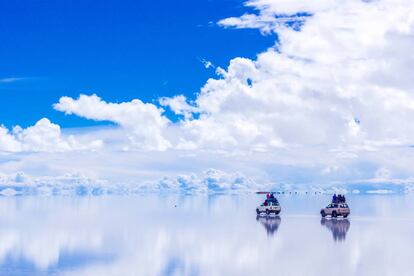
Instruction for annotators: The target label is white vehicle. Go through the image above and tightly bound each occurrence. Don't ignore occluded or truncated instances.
[320,203,350,218]
[256,196,281,215]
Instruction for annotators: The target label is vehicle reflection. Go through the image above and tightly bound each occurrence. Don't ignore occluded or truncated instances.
[256,215,281,236]
[321,218,350,242]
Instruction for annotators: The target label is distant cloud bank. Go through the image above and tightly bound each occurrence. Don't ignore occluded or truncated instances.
[0,169,414,196]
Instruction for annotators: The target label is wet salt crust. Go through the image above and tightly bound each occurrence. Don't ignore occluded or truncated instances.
[0,194,412,275]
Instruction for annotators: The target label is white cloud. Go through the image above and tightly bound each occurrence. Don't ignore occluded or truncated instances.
[0,169,258,195]
[0,118,102,153]
[1,168,412,196]
[159,95,196,120]
[48,0,414,156]
[184,0,414,154]
[162,0,414,182]
[200,58,215,69]
[156,169,258,194]
[218,13,309,35]
[0,126,21,152]
[54,94,171,151]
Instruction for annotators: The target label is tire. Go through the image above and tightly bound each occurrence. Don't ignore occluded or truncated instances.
[275,210,280,215]
[321,211,326,218]
[332,211,337,218]
[343,214,348,218]
[266,209,270,215]
[256,208,260,215]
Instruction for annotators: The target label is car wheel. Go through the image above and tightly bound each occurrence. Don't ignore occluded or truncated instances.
[343,214,348,218]
[266,209,270,215]
[321,211,326,218]
[275,210,280,215]
[332,211,337,218]
[256,209,260,215]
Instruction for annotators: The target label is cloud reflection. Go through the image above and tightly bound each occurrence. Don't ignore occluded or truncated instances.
[0,195,412,275]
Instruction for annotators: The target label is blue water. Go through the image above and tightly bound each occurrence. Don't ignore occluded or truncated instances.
[0,194,413,275]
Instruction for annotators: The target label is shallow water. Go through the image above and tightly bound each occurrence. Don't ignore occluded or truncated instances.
[0,194,413,275]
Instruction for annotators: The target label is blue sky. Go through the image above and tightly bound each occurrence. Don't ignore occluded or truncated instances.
[0,0,274,128]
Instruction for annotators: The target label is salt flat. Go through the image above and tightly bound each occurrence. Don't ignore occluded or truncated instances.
[0,194,412,275]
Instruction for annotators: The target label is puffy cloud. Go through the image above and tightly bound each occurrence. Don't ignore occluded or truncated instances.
[54,94,171,151]
[48,0,414,156]
[0,118,102,153]
[175,0,414,153]
[155,0,414,183]
[159,95,196,120]
[0,126,21,152]
[157,169,258,194]
[0,168,413,196]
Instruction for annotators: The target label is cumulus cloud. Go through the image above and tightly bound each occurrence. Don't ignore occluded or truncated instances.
[0,168,413,196]
[159,95,196,120]
[0,169,256,196]
[0,126,21,152]
[49,0,414,156]
[49,1,413,177]
[184,0,414,154]
[156,169,258,194]
[0,118,102,153]
[54,94,171,151]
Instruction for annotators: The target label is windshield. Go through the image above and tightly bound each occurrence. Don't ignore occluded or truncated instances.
[268,199,279,205]
[262,199,279,206]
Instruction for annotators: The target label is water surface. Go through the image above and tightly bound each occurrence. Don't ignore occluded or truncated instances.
[0,194,413,275]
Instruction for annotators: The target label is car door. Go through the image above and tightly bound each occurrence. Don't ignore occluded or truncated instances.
[332,204,339,214]
[338,204,344,215]
[326,204,333,215]
[339,204,347,215]
[341,203,349,214]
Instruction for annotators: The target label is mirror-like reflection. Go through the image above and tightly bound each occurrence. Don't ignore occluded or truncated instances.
[320,218,350,242]
[0,195,412,275]
[256,215,281,236]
